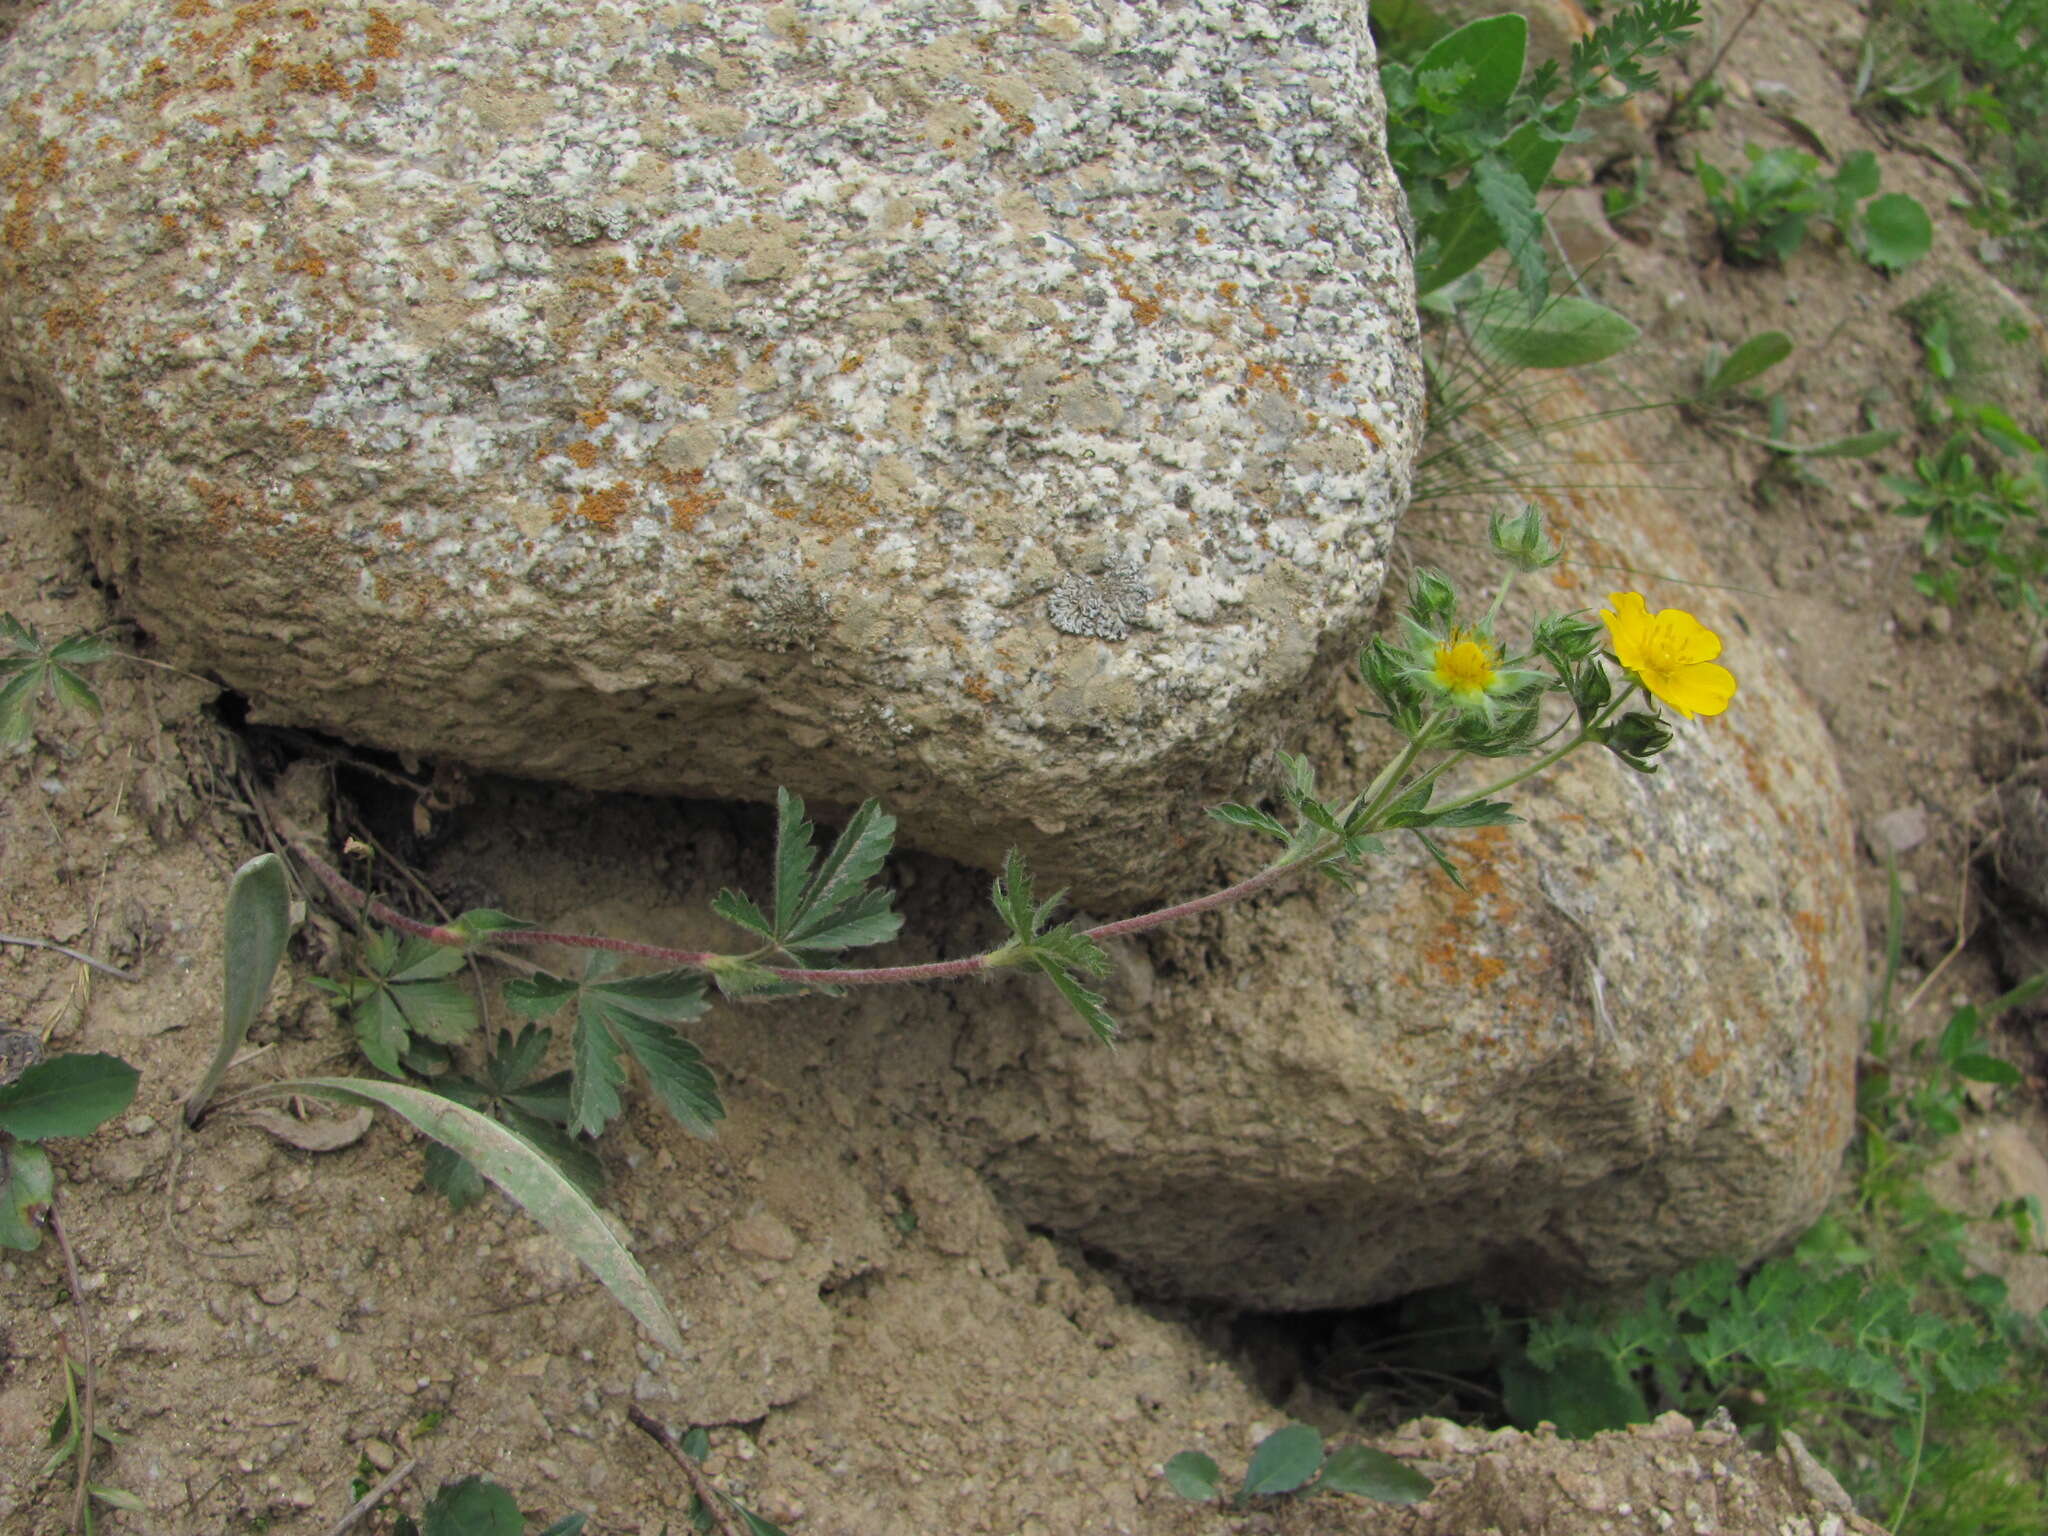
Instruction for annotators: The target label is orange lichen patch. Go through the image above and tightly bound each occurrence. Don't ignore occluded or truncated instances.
[1790,909,1829,1000]
[772,501,800,521]
[379,518,403,540]
[1244,361,1293,396]
[275,247,328,278]
[172,0,217,17]
[365,7,403,59]
[1328,367,1348,385]
[1216,281,1238,303]
[578,406,610,429]
[560,483,634,529]
[984,92,1035,135]
[1686,1038,1727,1078]
[189,474,278,530]
[561,439,600,468]
[1344,414,1381,448]
[839,353,864,374]
[664,470,720,532]
[1113,276,1162,326]
[961,673,997,705]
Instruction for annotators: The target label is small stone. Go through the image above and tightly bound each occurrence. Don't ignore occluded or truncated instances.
[1868,804,1930,857]
[256,1275,298,1306]
[125,1114,157,1136]
[317,1354,351,1386]
[728,1209,800,1263]
[362,1438,398,1472]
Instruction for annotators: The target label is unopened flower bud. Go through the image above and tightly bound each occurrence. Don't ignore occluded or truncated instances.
[1605,710,1675,768]
[1407,568,1457,625]
[1489,505,1561,572]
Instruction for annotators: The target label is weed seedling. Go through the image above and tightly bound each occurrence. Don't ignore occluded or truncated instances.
[1697,146,1932,270]
[1163,1424,1432,1508]
[393,1475,587,1536]
[0,613,111,748]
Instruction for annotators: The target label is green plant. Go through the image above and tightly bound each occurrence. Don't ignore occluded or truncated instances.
[0,613,111,748]
[669,1426,788,1536]
[1377,0,1699,312]
[1696,146,1932,270]
[1884,425,2048,611]
[41,1359,143,1533]
[0,1052,139,1253]
[1163,1424,1432,1508]
[392,1475,586,1536]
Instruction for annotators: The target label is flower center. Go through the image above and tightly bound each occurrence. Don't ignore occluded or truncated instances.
[1431,634,1499,693]
[1640,617,1694,675]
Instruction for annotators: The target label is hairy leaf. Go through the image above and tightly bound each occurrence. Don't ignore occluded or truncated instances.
[278,1077,686,1354]
[188,851,292,1126]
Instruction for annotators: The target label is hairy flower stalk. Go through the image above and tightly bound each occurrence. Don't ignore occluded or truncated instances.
[283,537,1738,1051]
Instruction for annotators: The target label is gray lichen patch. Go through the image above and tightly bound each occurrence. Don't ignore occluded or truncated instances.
[1047,557,1150,642]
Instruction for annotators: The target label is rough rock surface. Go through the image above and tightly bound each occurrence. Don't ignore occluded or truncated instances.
[918,382,1864,1308]
[0,0,1423,906]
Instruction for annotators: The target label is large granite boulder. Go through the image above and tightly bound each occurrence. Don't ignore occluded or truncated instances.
[0,0,1423,905]
[917,383,1863,1308]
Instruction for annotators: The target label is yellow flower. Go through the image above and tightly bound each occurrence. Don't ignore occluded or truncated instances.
[1600,592,1736,719]
[1430,630,1501,699]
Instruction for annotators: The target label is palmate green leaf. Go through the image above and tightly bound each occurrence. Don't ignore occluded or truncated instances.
[515,962,719,1138]
[352,988,412,1077]
[1240,1424,1324,1498]
[1317,1444,1433,1503]
[717,789,902,960]
[0,1053,140,1142]
[47,632,113,666]
[0,1141,54,1251]
[47,664,102,718]
[276,1077,686,1354]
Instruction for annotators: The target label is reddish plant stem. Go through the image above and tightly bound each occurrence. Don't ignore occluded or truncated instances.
[292,839,1303,990]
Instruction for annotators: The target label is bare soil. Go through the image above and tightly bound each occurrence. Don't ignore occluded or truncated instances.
[4,1,2048,1533]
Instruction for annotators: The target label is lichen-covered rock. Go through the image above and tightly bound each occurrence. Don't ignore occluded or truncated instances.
[932,383,1863,1309]
[0,0,1423,905]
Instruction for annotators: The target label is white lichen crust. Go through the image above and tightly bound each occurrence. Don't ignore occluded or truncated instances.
[0,0,1424,901]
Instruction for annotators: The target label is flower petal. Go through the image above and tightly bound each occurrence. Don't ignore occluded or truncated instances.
[1654,661,1737,719]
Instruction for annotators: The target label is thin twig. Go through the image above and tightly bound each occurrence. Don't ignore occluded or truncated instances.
[41,1198,95,1533]
[1903,853,1977,1019]
[627,1406,747,1536]
[0,934,138,982]
[1663,0,1768,130]
[323,1457,417,1536]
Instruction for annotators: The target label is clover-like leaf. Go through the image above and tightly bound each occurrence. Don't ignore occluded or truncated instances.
[508,960,719,1138]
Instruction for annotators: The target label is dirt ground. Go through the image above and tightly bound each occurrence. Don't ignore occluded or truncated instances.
[4,0,2048,1533]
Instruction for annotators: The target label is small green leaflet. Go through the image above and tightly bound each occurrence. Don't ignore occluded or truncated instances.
[989,850,1118,1045]
[447,908,540,943]
[1162,1451,1223,1501]
[710,789,902,968]
[504,958,721,1139]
